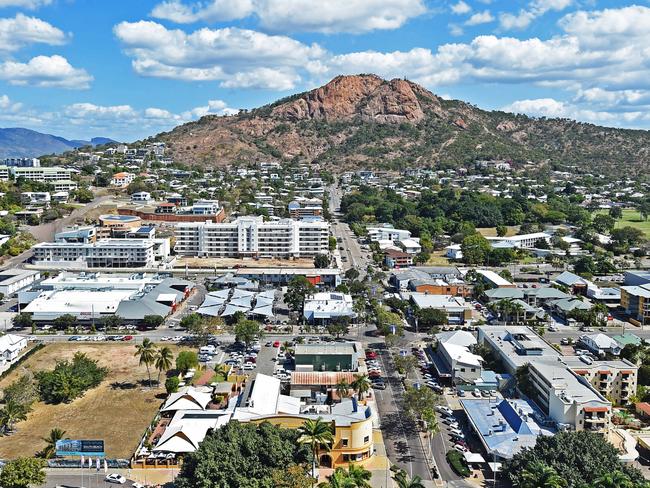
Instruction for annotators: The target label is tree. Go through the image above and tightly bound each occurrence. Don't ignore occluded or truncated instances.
[609,206,623,220]
[101,315,123,330]
[36,353,107,404]
[496,225,508,237]
[175,351,198,374]
[393,354,418,378]
[416,308,447,331]
[0,458,45,488]
[53,313,76,331]
[134,338,156,387]
[165,376,180,394]
[12,313,32,329]
[326,316,350,339]
[328,236,337,252]
[461,233,491,265]
[73,187,94,203]
[519,462,566,488]
[285,276,315,314]
[38,428,66,459]
[346,464,372,488]
[154,346,174,385]
[314,254,330,269]
[183,314,223,345]
[318,467,356,488]
[503,431,645,488]
[0,400,28,434]
[351,374,371,400]
[403,386,439,432]
[592,214,615,233]
[3,372,38,408]
[392,468,425,488]
[234,319,263,347]
[175,421,310,488]
[297,417,334,484]
[593,471,636,488]
[335,379,351,400]
[271,465,314,488]
[143,315,164,328]
[345,268,360,281]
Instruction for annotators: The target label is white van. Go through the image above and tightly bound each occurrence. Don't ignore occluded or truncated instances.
[200,345,216,355]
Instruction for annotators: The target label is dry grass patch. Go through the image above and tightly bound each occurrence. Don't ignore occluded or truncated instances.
[0,342,191,459]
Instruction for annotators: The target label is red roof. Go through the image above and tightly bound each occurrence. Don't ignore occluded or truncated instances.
[583,406,609,413]
[574,370,589,375]
[598,370,611,375]
[157,202,176,207]
[636,403,650,416]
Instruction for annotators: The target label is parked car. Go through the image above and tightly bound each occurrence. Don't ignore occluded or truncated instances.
[436,405,453,416]
[472,388,481,397]
[454,443,468,452]
[372,382,387,390]
[105,474,127,484]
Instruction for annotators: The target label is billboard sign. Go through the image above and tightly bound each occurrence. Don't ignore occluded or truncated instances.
[55,439,105,457]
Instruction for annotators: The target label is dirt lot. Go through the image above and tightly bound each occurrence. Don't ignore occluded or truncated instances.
[0,342,188,459]
[175,256,315,269]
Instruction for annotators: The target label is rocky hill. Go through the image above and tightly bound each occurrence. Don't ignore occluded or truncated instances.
[157,74,650,176]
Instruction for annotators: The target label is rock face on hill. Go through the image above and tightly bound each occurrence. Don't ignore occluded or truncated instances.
[157,74,650,175]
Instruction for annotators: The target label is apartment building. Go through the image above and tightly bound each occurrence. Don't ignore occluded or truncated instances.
[620,284,650,325]
[12,166,72,181]
[288,199,323,219]
[111,172,135,187]
[4,157,39,167]
[563,357,637,406]
[32,238,170,268]
[366,224,411,242]
[175,216,329,258]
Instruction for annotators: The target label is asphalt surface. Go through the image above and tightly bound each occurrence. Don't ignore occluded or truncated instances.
[44,470,139,488]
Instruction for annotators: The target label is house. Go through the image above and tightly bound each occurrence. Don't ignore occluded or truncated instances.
[580,333,622,356]
[383,249,413,268]
[131,191,152,202]
[445,244,463,260]
[111,172,135,187]
[548,297,591,319]
[0,334,27,364]
[554,271,589,294]
[398,238,421,255]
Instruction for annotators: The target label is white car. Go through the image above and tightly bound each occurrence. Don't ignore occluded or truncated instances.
[243,363,255,370]
[105,474,127,484]
[454,444,468,452]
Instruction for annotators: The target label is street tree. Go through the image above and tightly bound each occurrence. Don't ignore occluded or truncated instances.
[234,319,263,347]
[297,417,334,485]
[314,253,330,269]
[393,354,418,379]
[326,316,350,339]
[142,315,164,328]
[285,276,315,315]
[175,351,198,374]
[0,458,46,488]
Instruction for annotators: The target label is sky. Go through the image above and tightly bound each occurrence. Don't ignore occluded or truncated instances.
[0,0,649,141]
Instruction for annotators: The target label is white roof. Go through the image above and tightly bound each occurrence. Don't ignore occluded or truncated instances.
[476,269,513,287]
[161,386,212,412]
[585,333,618,349]
[23,289,135,314]
[0,334,26,352]
[153,410,232,453]
[441,342,483,367]
[436,330,477,347]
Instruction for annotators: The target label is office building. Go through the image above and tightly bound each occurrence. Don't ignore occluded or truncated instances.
[175,216,329,258]
[302,292,356,325]
[295,343,361,372]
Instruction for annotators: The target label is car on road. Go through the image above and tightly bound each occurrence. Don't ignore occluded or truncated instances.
[122,335,133,341]
[372,382,386,390]
[453,444,468,452]
[105,474,127,484]
[273,341,280,348]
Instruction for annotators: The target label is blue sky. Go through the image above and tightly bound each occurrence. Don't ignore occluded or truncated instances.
[0,0,648,141]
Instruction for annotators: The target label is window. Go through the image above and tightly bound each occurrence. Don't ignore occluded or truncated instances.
[363,435,370,443]
[342,439,348,447]
[343,454,350,462]
[460,368,466,372]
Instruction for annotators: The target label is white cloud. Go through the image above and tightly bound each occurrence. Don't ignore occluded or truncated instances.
[150,0,253,23]
[451,1,471,15]
[0,55,92,89]
[449,23,464,36]
[0,13,66,52]
[499,0,572,30]
[0,0,52,8]
[114,21,324,90]
[465,10,493,25]
[150,0,426,33]
[500,97,639,125]
[0,94,21,112]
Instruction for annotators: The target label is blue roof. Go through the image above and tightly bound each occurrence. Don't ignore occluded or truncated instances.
[461,398,554,460]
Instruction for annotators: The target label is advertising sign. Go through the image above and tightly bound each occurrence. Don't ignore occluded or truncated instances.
[55,439,105,457]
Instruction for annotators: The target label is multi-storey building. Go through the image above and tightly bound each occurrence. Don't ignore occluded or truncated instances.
[175,216,329,258]
[32,238,170,268]
[111,172,135,187]
[563,357,637,406]
[4,158,40,167]
[621,283,650,325]
[12,166,72,181]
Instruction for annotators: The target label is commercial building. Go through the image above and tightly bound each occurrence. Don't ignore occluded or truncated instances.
[403,292,473,324]
[435,330,483,383]
[11,166,72,181]
[476,269,516,289]
[563,357,637,406]
[288,199,323,219]
[294,342,361,372]
[22,273,193,323]
[302,292,356,325]
[366,224,411,243]
[383,249,413,269]
[175,216,329,258]
[97,214,143,238]
[32,238,170,268]
[3,157,39,167]
[488,232,551,249]
[0,269,40,296]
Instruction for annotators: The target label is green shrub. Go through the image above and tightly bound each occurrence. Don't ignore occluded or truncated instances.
[447,449,470,477]
[36,352,108,404]
[165,376,180,394]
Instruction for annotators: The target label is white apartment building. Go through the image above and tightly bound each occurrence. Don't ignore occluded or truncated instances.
[32,238,170,268]
[191,199,220,215]
[4,158,39,167]
[12,166,72,181]
[175,216,329,258]
[111,172,136,187]
[367,224,411,243]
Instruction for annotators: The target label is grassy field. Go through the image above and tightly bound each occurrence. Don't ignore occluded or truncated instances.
[477,226,520,237]
[612,209,650,237]
[0,342,189,459]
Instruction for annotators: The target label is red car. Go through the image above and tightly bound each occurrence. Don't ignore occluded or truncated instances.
[122,335,133,341]
[366,351,377,359]
[369,371,382,378]
[273,341,280,348]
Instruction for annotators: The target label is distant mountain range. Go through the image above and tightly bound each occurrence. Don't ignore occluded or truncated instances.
[0,128,116,158]
[157,74,650,176]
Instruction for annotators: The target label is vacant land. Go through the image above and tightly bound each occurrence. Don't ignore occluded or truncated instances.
[175,256,315,269]
[0,342,188,459]
[477,226,520,238]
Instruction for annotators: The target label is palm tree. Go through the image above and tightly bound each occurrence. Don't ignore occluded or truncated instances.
[346,463,371,488]
[519,462,566,488]
[511,301,525,324]
[134,338,157,387]
[297,417,334,487]
[392,468,425,488]
[351,374,371,400]
[317,468,355,488]
[39,428,66,458]
[335,379,351,400]
[0,400,28,434]
[154,346,174,385]
[593,471,634,488]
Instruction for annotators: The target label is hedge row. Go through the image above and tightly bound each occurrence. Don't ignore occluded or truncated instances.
[446,449,470,477]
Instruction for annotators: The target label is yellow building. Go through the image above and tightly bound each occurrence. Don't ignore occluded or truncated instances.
[621,285,650,325]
